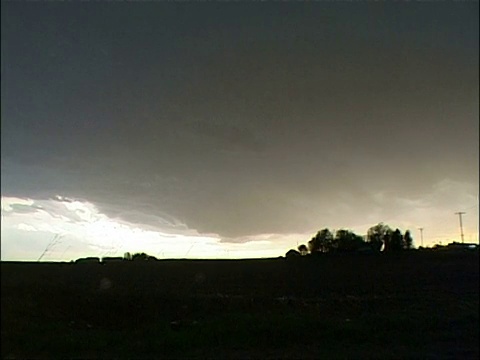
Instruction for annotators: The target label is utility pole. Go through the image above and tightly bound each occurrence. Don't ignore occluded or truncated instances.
[418,227,424,247]
[455,212,466,243]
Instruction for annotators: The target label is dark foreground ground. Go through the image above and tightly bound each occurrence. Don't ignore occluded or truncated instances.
[1,251,479,359]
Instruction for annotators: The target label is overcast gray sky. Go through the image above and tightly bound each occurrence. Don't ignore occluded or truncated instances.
[1,3,478,260]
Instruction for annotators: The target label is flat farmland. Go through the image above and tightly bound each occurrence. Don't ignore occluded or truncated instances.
[1,251,478,359]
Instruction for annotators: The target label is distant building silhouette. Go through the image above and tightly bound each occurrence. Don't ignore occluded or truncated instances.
[446,242,478,251]
[101,256,124,263]
[75,257,100,264]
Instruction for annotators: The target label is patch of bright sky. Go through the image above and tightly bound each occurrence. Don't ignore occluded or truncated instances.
[0,196,302,261]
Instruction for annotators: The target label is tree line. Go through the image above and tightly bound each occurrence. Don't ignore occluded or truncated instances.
[288,222,413,257]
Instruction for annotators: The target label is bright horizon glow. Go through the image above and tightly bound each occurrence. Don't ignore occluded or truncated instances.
[1,194,478,262]
[0,196,307,261]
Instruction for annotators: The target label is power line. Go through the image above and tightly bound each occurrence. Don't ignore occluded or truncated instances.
[37,234,64,261]
[184,242,196,257]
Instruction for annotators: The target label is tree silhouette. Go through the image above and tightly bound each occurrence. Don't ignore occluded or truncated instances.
[297,244,308,256]
[290,223,417,257]
[389,229,404,251]
[404,230,413,250]
[308,228,334,253]
[334,229,365,252]
[383,229,392,252]
[367,223,391,251]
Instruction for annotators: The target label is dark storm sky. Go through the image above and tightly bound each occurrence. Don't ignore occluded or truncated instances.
[2,3,478,241]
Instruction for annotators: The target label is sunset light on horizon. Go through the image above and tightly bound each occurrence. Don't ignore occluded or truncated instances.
[1,190,477,262]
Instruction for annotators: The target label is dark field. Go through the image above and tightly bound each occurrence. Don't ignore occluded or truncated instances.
[2,252,479,359]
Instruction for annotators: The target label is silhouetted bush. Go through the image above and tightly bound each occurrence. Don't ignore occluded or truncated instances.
[131,253,157,261]
[285,249,301,258]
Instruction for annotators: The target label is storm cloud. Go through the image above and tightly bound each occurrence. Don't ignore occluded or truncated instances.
[2,3,478,251]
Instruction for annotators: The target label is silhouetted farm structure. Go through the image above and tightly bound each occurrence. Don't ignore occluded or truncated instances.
[2,249,478,359]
